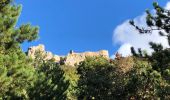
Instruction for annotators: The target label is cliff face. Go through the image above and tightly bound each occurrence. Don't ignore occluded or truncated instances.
[27,44,109,66]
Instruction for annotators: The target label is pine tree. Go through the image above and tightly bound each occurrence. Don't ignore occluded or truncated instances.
[130,2,170,99]
[130,2,170,73]
[0,0,39,99]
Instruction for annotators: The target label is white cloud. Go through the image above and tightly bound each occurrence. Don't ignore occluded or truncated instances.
[165,2,170,9]
[112,2,170,57]
[111,43,132,59]
[117,43,132,57]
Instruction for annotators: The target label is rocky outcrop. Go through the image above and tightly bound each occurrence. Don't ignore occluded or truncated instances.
[27,44,109,66]
[28,44,45,59]
[27,44,60,62]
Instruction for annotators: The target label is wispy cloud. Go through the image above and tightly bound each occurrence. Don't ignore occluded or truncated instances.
[112,2,170,58]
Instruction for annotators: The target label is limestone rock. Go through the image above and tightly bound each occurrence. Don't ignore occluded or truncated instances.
[28,44,45,59]
[27,44,60,62]
[53,55,60,62]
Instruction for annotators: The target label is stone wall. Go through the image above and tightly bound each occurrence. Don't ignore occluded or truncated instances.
[64,50,109,66]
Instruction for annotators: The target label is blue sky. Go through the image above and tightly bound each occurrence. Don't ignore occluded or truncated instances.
[15,0,167,56]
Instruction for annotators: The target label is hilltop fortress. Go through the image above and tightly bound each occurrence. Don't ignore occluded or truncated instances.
[27,44,109,66]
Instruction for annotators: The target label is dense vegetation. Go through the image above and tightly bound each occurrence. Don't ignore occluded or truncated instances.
[0,0,169,99]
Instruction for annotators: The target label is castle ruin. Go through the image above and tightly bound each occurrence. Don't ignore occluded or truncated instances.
[27,44,109,66]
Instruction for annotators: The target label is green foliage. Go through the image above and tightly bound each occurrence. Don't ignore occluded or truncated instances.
[61,65,79,100]
[0,0,38,99]
[77,57,118,99]
[0,2,38,53]
[28,50,70,99]
[29,61,69,100]
[0,47,38,99]
[76,57,168,99]
[0,61,11,97]
[124,61,163,99]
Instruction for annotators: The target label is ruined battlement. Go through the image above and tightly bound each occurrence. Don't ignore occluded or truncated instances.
[64,50,109,66]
